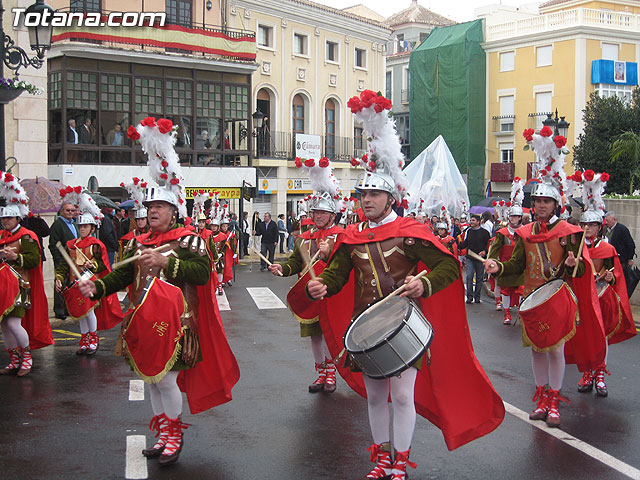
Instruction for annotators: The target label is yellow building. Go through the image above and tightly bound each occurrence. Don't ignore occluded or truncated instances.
[229,0,390,216]
[482,0,640,195]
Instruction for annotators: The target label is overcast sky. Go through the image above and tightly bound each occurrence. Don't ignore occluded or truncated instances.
[319,0,541,23]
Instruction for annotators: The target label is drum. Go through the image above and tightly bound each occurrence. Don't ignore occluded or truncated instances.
[344,296,433,379]
[122,277,187,383]
[519,279,578,351]
[596,280,622,338]
[0,263,20,317]
[62,270,98,320]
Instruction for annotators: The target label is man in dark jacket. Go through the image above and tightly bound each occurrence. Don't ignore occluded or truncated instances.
[459,214,491,303]
[605,212,636,297]
[254,212,279,271]
[49,203,78,319]
[22,214,50,262]
[99,208,119,266]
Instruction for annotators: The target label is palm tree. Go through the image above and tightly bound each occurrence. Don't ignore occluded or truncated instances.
[610,131,640,194]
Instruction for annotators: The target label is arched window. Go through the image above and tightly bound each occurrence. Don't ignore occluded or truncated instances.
[325,98,335,159]
[293,94,305,134]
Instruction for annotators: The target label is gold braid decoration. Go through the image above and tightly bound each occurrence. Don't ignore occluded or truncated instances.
[171,258,180,279]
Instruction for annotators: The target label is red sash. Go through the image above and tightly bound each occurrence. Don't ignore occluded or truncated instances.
[286,261,326,322]
[0,264,20,318]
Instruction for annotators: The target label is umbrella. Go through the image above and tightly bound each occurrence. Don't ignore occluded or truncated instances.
[21,177,66,214]
[89,192,118,209]
[476,196,509,207]
[469,205,494,215]
[118,199,136,210]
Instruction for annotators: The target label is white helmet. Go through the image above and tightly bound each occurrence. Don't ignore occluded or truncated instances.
[509,205,523,217]
[77,212,98,225]
[143,187,178,208]
[311,192,337,214]
[134,207,148,219]
[0,204,23,218]
[355,170,396,198]
[531,183,561,204]
[436,222,448,230]
[580,209,602,224]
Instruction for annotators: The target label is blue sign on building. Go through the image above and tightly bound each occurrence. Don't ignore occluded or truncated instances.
[591,59,638,85]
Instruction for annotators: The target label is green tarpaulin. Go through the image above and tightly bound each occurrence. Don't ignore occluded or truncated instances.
[409,20,486,205]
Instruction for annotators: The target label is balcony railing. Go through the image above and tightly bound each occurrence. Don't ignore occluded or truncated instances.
[51,9,256,62]
[386,39,418,55]
[323,136,357,162]
[486,7,640,41]
[256,131,292,159]
[490,162,515,182]
[492,115,515,134]
[527,112,553,131]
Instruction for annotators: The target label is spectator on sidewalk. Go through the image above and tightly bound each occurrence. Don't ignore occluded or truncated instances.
[277,214,287,254]
[460,214,491,303]
[605,212,636,297]
[99,207,119,267]
[241,212,250,256]
[254,212,278,271]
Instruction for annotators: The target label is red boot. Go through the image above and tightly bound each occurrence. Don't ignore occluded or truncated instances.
[594,367,610,397]
[86,332,99,356]
[17,347,32,377]
[529,386,549,421]
[217,285,223,296]
[363,443,393,479]
[390,448,417,480]
[546,389,570,428]
[308,362,326,393]
[142,413,169,458]
[0,348,21,374]
[577,370,594,393]
[495,297,502,311]
[76,333,89,355]
[323,360,337,393]
[503,308,512,325]
[158,417,190,466]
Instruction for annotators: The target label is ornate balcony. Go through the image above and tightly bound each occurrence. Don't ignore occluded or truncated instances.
[490,162,515,183]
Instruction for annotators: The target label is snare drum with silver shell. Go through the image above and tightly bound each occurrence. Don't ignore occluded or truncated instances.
[344,296,434,379]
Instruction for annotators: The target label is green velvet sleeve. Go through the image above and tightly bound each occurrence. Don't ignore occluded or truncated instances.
[94,249,135,299]
[278,238,304,277]
[488,233,504,260]
[165,248,210,285]
[17,237,40,270]
[317,244,353,296]
[92,244,107,275]
[55,251,70,280]
[404,241,461,298]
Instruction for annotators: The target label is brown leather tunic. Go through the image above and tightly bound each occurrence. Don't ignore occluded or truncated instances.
[299,230,338,269]
[522,235,567,297]
[347,236,416,317]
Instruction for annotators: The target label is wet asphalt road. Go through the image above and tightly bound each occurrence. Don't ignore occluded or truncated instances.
[0,262,639,480]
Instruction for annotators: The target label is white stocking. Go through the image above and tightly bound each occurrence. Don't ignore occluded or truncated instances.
[79,317,89,334]
[2,316,29,348]
[531,350,549,387]
[604,342,609,366]
[390,368,418,452]
[547,345,565,390]
[501,294,511,309]
[311,335,326,363]
[363,375,391,445]
[149,371,182,419]
[86,310,97,332]
[218,273,223,283]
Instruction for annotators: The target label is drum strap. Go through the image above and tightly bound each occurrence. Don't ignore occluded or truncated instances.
[366,241,396,296]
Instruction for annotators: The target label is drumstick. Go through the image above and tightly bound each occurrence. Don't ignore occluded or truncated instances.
[365,269,429,315]
[300,249,321,280]
[251,248,283,276]
[111,243,173,269]
[595,267,615,282]
[572,231,586,278]
[467,250,486,263]
[56,242,83,281]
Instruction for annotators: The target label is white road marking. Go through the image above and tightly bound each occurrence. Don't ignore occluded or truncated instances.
[125,435,147,479]
[504,401,640,479]
[246,287,287,309]
[216,289,231,311]
[128,380,144,401]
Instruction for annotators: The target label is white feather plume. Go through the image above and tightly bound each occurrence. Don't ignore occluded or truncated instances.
[510,177,524,207]
[122,178,147,210]
[192,191,210,221]
[0,171,30,217]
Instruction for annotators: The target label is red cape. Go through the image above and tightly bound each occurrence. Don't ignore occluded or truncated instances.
[516,221,607,370]
[213,231,235,283]
[321,217,505,451]
[67,236,123,330]
[588,240,636,345]
[136,228,239,414]
[0,227,53,349]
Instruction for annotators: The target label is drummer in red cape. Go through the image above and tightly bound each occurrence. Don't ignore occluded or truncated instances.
[0,171,53,377]
[77,117,239,467]
[487,177,525,325]
[569,170,636,397]
[307,90,504,480]
[484,126,607,428]
[55,188,123,355]
[269,155,347,394]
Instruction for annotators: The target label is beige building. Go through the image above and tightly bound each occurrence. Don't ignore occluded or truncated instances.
[230,0,391,216]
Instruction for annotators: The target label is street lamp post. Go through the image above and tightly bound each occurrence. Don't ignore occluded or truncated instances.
[251,109,264,158]
[0,0,54,171]
[542,108,571,138]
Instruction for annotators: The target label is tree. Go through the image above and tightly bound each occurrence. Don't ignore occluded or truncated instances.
[573,89,640,194]
[610,131,640,194]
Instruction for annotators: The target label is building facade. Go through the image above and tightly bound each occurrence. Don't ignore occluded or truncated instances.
[482,0,640,195]
[384,0,454,160]
[230,0,390,217]
[46,0,258,205]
